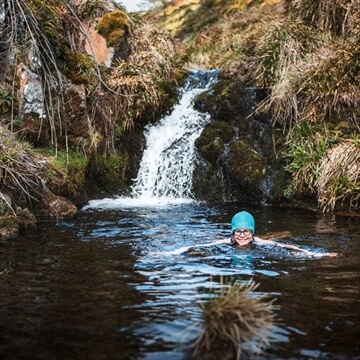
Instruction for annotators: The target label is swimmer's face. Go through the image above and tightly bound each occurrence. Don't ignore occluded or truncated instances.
[232,229,253,246]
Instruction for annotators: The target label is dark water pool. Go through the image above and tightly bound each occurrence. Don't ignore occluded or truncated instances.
[0,203,359,359]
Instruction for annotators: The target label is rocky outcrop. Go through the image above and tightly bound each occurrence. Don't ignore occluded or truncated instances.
[37,188,78,219]
[192,80,289,204]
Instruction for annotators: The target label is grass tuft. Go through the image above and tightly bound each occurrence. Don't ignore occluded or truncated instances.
[317,138,360,212]
[0,126,44,207]
[192,278,277,360]
[106,19,178,130]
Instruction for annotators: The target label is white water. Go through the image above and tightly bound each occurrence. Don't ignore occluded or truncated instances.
[115,0,158,12]
[84,70,219,210]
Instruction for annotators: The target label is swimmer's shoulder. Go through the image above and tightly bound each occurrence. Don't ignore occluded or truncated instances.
[253,237,276,246]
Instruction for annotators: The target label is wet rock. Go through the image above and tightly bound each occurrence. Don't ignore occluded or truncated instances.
[192,76,286,203]
[0,193,34,239]
[0,217,18,240]
[38,188,78,219]
[16,207,37,231]
[17,64,45,118]
[223,139,268,202]
[82,20,115,67]
[195,121,235,166]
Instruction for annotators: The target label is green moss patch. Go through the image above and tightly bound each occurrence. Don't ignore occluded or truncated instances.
[97,10,131,47]
[86,153,128,195]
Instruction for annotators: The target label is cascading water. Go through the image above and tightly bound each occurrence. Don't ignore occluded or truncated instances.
[131,70,218,202]
[83,70,218,209]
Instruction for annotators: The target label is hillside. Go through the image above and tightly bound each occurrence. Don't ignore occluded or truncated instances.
[146,0,360,212]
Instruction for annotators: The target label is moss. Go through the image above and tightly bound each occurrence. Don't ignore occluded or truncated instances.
[61,48,98,88]
[195,121,235,166]
[86,153,128,195]
[39,149,89,205]
[226,139,267,183]
[0,199,10,217]
[27,0,61,40]
[64,156,88,197]
[0,89,14,114]
[173,68,189,86]
[150,78,181,120]
[96,10,131,48]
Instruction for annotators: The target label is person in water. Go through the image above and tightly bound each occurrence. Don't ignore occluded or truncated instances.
[161,211,337,257]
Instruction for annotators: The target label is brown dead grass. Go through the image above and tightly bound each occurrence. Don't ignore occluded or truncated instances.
[285,0,359,37]
[105,18,177,130]
[298,41,360,129]
[192,279,277,360]
[317,139,360,212]
[0,126,44,208]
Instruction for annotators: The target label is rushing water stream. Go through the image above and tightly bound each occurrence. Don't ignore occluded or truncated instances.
[1,71,359,360]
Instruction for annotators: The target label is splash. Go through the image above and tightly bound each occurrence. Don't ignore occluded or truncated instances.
[114,0,157,12]
[83,70,218,210]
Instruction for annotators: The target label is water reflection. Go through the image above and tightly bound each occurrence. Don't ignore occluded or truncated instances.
[0,204,359,359]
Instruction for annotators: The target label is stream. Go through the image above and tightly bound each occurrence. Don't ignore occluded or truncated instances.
[0,204,359,359]
[1,70,359,360]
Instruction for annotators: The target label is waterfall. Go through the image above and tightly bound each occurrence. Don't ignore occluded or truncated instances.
[131,70,218,203]
[83,70,218,209]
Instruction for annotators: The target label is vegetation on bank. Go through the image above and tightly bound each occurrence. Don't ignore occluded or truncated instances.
[0,128,44,212]
[0,0,359,236]
[0,0,181,228]
[148,0,359,212]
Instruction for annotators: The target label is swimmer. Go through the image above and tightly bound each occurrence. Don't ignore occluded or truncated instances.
[159,211,338,257]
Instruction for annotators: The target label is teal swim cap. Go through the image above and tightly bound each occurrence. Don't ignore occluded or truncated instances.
[231,211,255,234]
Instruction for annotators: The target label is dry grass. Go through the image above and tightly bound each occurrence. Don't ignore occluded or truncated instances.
[106,18,177,130]
[298,41,360,130]
[253,20,329,127]
[192,279,277,360]
[285,0,358,37]
[282,124,359,212]
[0,126,44,209]
[317,139,360,212]
[250,8,359,212]
[153,0,359,212]
[68,0,114,20]
[149,0,284,72]
[282,122,336,197]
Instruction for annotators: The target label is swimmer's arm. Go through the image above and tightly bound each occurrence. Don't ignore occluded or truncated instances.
[153,238,231,256]
[255,238,338,257]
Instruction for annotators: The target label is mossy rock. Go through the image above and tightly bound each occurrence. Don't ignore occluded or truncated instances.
[0,215,19,239]
[195,121,235,166]
[86,153,128,196]
[36,149,89,207]
[194,78,268,125]
[61,49,98,87]
[97,10,131,48]
[193,78,236,120]
[226,139,267,183]
[221,139,268,202]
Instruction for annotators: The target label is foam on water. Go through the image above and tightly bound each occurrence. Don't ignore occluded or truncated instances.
[83,70,219,210]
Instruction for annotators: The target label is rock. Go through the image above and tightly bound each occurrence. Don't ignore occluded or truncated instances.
[17,64,45,118]
[0,219,18,240]
[16,207,37,230]
[38,188,78,219]
[82,19,115,67]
